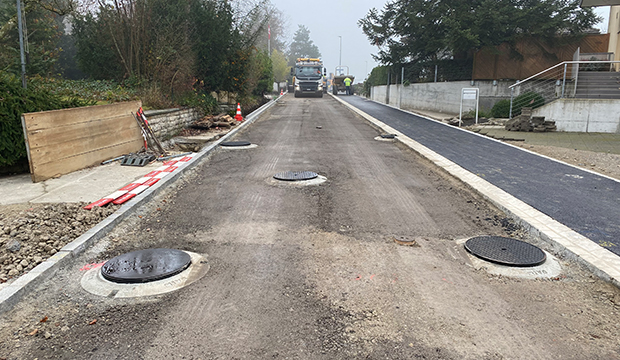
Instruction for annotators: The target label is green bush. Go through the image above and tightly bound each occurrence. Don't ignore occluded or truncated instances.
[0,74,94,167]
[491,92,545,118]
[491,99,511,118]
[178,90,218,115]
[512,91,545,116]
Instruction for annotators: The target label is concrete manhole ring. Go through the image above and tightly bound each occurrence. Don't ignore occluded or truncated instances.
[220,141,257,150]
[268,173,327,187]
[456,238,561,280]
[274,171,318,181]
[465,236,546,267]
[374,135,397,142]
[81,251,209,298]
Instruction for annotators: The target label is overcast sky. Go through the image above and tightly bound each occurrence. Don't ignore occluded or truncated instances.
[270,1,611,84]
[270,0,387,82]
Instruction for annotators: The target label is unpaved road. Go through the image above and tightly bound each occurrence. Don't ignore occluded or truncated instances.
[1,95,620,359]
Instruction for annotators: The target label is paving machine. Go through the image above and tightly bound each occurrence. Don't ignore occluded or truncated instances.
[332,66,354,95]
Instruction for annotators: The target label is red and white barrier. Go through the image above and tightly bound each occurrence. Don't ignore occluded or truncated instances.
[84,154,195,210]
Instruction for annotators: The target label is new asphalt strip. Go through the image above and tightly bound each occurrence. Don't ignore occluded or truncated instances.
[334,94,620,286]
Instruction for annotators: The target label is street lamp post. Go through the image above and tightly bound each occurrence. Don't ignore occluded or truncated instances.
[338,36,342,73]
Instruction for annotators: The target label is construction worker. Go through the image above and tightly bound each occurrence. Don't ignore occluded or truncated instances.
[344,76,352,95]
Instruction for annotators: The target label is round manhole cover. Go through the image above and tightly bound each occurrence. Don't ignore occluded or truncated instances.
[101,249,192,283]
[381,134,396,139]
[221,141,251,147]
[465,236,546,267]
[273,171,318,181]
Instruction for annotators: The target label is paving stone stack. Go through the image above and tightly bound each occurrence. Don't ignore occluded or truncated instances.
[504,107,556,132]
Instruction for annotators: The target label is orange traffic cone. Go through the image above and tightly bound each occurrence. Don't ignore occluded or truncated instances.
[234,103,243,121]
[280,89,284,96]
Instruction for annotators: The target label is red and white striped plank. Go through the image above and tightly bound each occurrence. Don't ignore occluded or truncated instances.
[83,154,195,210]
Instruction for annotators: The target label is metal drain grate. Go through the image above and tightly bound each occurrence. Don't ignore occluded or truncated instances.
[221,141,251,147]
[273,171,318,181]
[465,236,546,267]
[380,134,397,139]
[101,248,192,283]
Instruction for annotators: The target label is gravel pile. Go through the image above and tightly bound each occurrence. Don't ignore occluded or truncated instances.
[0,203,118,283]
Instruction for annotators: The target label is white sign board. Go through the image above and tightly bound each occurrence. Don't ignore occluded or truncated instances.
[459,88,480,126]
[462,89,477,100]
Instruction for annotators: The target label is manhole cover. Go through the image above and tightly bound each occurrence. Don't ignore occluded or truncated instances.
[465,236,546,267]
[101,249,192,283]
[381,134,397,139]
[273,171,318,181]
[221,141,251,147]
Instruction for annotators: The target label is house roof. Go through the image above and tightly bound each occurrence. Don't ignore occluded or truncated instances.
[580,0,620,7]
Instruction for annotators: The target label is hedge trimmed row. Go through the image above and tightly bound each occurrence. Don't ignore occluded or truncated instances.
[0,74,94,167]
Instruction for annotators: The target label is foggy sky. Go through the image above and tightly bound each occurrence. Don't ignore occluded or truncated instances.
[270,0,387,83]
[270,1,609,84]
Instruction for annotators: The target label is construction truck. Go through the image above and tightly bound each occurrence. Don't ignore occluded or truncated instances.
[291,58,326,98]
[332,66,355,95]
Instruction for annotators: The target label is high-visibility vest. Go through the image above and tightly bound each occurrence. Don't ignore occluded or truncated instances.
[344,77,352,86]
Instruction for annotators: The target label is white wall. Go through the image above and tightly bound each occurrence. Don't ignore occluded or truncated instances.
[371,80,513,114]
[533,99,620,133]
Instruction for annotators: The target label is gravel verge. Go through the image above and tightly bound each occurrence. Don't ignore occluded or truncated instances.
[0,204,118,283]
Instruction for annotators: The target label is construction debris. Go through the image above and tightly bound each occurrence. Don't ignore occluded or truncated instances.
[505,107,556,132]
[190,113,236,130]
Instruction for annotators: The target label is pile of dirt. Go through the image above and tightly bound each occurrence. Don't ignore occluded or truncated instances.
[0,203,118,283]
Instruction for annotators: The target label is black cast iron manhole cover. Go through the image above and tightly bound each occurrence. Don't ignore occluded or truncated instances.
[465,236,546,267]
[101,249,192,283]
[273,171,318,181]
[221,141,251,147]
[380,134,397,139]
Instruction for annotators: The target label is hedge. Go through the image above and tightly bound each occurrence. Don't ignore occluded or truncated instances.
[0,74,93,167]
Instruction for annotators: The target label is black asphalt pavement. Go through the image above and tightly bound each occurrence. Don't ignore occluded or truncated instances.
[340,95,620,256]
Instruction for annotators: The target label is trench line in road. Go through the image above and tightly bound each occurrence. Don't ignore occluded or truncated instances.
[330,94,620,289]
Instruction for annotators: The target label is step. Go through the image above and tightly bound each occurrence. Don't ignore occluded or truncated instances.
[577,71,620,78]
[574,94,620,99]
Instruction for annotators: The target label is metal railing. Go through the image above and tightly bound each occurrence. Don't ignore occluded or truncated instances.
[508,60,620,118]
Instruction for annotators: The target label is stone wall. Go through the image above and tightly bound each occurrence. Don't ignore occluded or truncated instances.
[144,108,201,140]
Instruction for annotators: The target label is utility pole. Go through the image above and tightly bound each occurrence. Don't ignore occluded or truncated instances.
[16,0,27,89]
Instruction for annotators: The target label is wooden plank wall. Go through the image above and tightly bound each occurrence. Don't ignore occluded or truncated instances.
[473,34,610,80]
[21,101,144,183]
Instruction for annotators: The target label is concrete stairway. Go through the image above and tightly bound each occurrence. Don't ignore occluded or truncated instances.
[575,71,620,99]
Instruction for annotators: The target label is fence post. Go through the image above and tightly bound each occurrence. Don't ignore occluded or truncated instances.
[561,63,567,98]
[400,67,404,109]
[434,65,438,83]
[386,72,390,105]
[509,87,514,119]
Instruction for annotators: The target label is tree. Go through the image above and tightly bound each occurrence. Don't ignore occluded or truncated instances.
[271,49,289,83]
[0,0,65,77]
[359,0,601,65]
[288,24,320,65]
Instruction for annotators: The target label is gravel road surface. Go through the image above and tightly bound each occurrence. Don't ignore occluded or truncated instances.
[1,95,619,360]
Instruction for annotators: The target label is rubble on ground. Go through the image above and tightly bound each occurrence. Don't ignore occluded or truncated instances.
[0,203,118,283]
[505,107,556,132]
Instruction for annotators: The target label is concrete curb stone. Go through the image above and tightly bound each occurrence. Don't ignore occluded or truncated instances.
[0,96,281,314]
[331,94,620,289]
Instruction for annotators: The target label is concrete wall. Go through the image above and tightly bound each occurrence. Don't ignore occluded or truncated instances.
[533,99,620,133]
[371,80,513,114]
[145,108,201,140]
